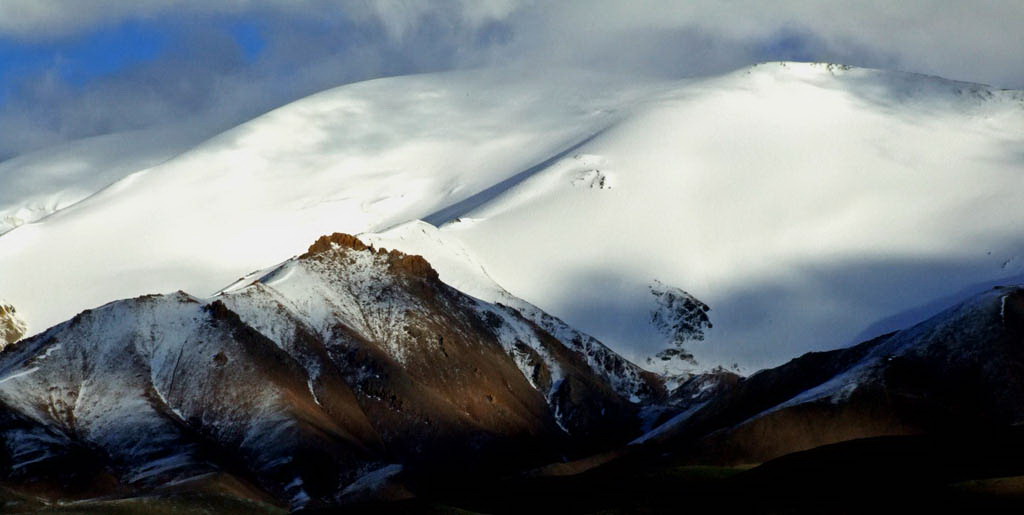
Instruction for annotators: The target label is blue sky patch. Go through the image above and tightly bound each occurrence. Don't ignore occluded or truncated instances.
[228,20,267,63]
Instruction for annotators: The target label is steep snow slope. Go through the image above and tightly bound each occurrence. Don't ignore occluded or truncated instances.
[0,68,657,340]
[431,62,1024,371]
[361,63,1024,371]
[1,62,1022,372]
[0,126,206,235]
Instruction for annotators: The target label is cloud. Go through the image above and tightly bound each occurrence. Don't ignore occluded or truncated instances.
[0,1,1021,159]
[3,1,1021,85]
[0,2,521,158]
[483,1,1024,86]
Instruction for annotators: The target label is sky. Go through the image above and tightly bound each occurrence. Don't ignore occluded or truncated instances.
[0,0,1022,161]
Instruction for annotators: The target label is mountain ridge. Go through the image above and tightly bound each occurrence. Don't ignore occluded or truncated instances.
[0,233,662,509]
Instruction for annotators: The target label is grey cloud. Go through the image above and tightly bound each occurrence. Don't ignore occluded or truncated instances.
[0,2,519,159]
[0,0,1021,160]
[4,1,1022,86]
[483,1,1024,87]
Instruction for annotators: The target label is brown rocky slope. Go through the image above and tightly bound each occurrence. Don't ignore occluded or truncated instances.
[0,234,663,510]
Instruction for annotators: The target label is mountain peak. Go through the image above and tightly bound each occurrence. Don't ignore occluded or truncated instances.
[302,232,370,256]
[756,60,855,71]
[299,232,438,281]
[740,60,1008,91]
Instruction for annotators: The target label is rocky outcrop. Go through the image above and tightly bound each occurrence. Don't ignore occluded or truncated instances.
[649,280,712,365]
[301,232,370,256]
[0,300,25,347]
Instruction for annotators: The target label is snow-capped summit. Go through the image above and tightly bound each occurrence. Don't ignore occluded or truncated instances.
[1,62,1022,372]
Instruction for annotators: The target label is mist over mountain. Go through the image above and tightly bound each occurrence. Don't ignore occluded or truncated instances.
[2,62,1022,374]
[1,3,1024,512]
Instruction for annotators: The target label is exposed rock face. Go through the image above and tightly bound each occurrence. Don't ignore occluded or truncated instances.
[0,234,657,509]
[649,280,711,365]
[0,301,26,347]
[654,286,1024,465]
[301,232,370,257]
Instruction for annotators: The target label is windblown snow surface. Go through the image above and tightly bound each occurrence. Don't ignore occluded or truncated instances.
[1,62,1023,372]
[0,125,209,235]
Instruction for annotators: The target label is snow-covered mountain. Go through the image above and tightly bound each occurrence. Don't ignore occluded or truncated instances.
[1,62,1022,372]
[0,233,657,509]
